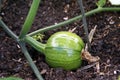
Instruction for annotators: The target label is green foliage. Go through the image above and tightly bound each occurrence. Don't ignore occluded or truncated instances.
[0,77,23,80]
[96,0,106,7]
[118,76,120,80]
[32,33,44,42]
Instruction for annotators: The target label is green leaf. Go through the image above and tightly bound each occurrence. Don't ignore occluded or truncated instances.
[0,77,23,80]
[96,0,106,7]
[19,0,41,39]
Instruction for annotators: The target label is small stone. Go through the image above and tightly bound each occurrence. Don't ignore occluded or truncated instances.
[109,20,115,24]
[21,17,24,20]
[54,22,58,25]
[63,16,69,20]
[17,44,20,48]
[40,69,47,74]
[114,70,117,74]
[1,12,5,16]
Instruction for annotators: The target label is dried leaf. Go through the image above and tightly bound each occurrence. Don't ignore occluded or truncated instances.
[82,51,100,63]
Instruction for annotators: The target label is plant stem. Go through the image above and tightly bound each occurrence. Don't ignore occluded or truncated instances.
[27,8,100,36]
[0,19,18,41]
[0,19,44,80]
[77,0,91,50]
[19,0,41,39]
[28,7,120,36]
[19,42,44,80]
[101,7,120,11]
[24,36,45,54]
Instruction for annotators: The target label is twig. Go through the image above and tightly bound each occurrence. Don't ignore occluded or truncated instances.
[88,25,97,43]
[81,26,100,72]
[78,62,98,71]
[85,25,97,51]
[0,19,18,41]
[68,27,77,32]
[27,7,120,36]
[96,62,100,73]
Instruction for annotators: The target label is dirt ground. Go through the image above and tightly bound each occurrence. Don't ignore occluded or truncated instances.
[0,0,120,80]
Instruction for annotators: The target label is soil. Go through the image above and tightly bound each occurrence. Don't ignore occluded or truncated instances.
[0,0,120,80]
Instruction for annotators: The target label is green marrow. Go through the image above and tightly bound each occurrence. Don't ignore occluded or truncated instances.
[45,31,84,70]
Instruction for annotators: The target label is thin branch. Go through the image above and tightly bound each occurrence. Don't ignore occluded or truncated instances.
[85,26,97,51]
[27,8,102,36]
[88,25,97,43]
[77,0,91,50]
[78,62,98,71]
[27,7,120,36]
[19,42,44,80]
[0,19,18,41]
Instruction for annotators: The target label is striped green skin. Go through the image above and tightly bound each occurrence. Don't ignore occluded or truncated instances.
[45,31,84,70]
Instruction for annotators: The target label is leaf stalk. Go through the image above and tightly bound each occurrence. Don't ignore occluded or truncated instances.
[28,7,120,36]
